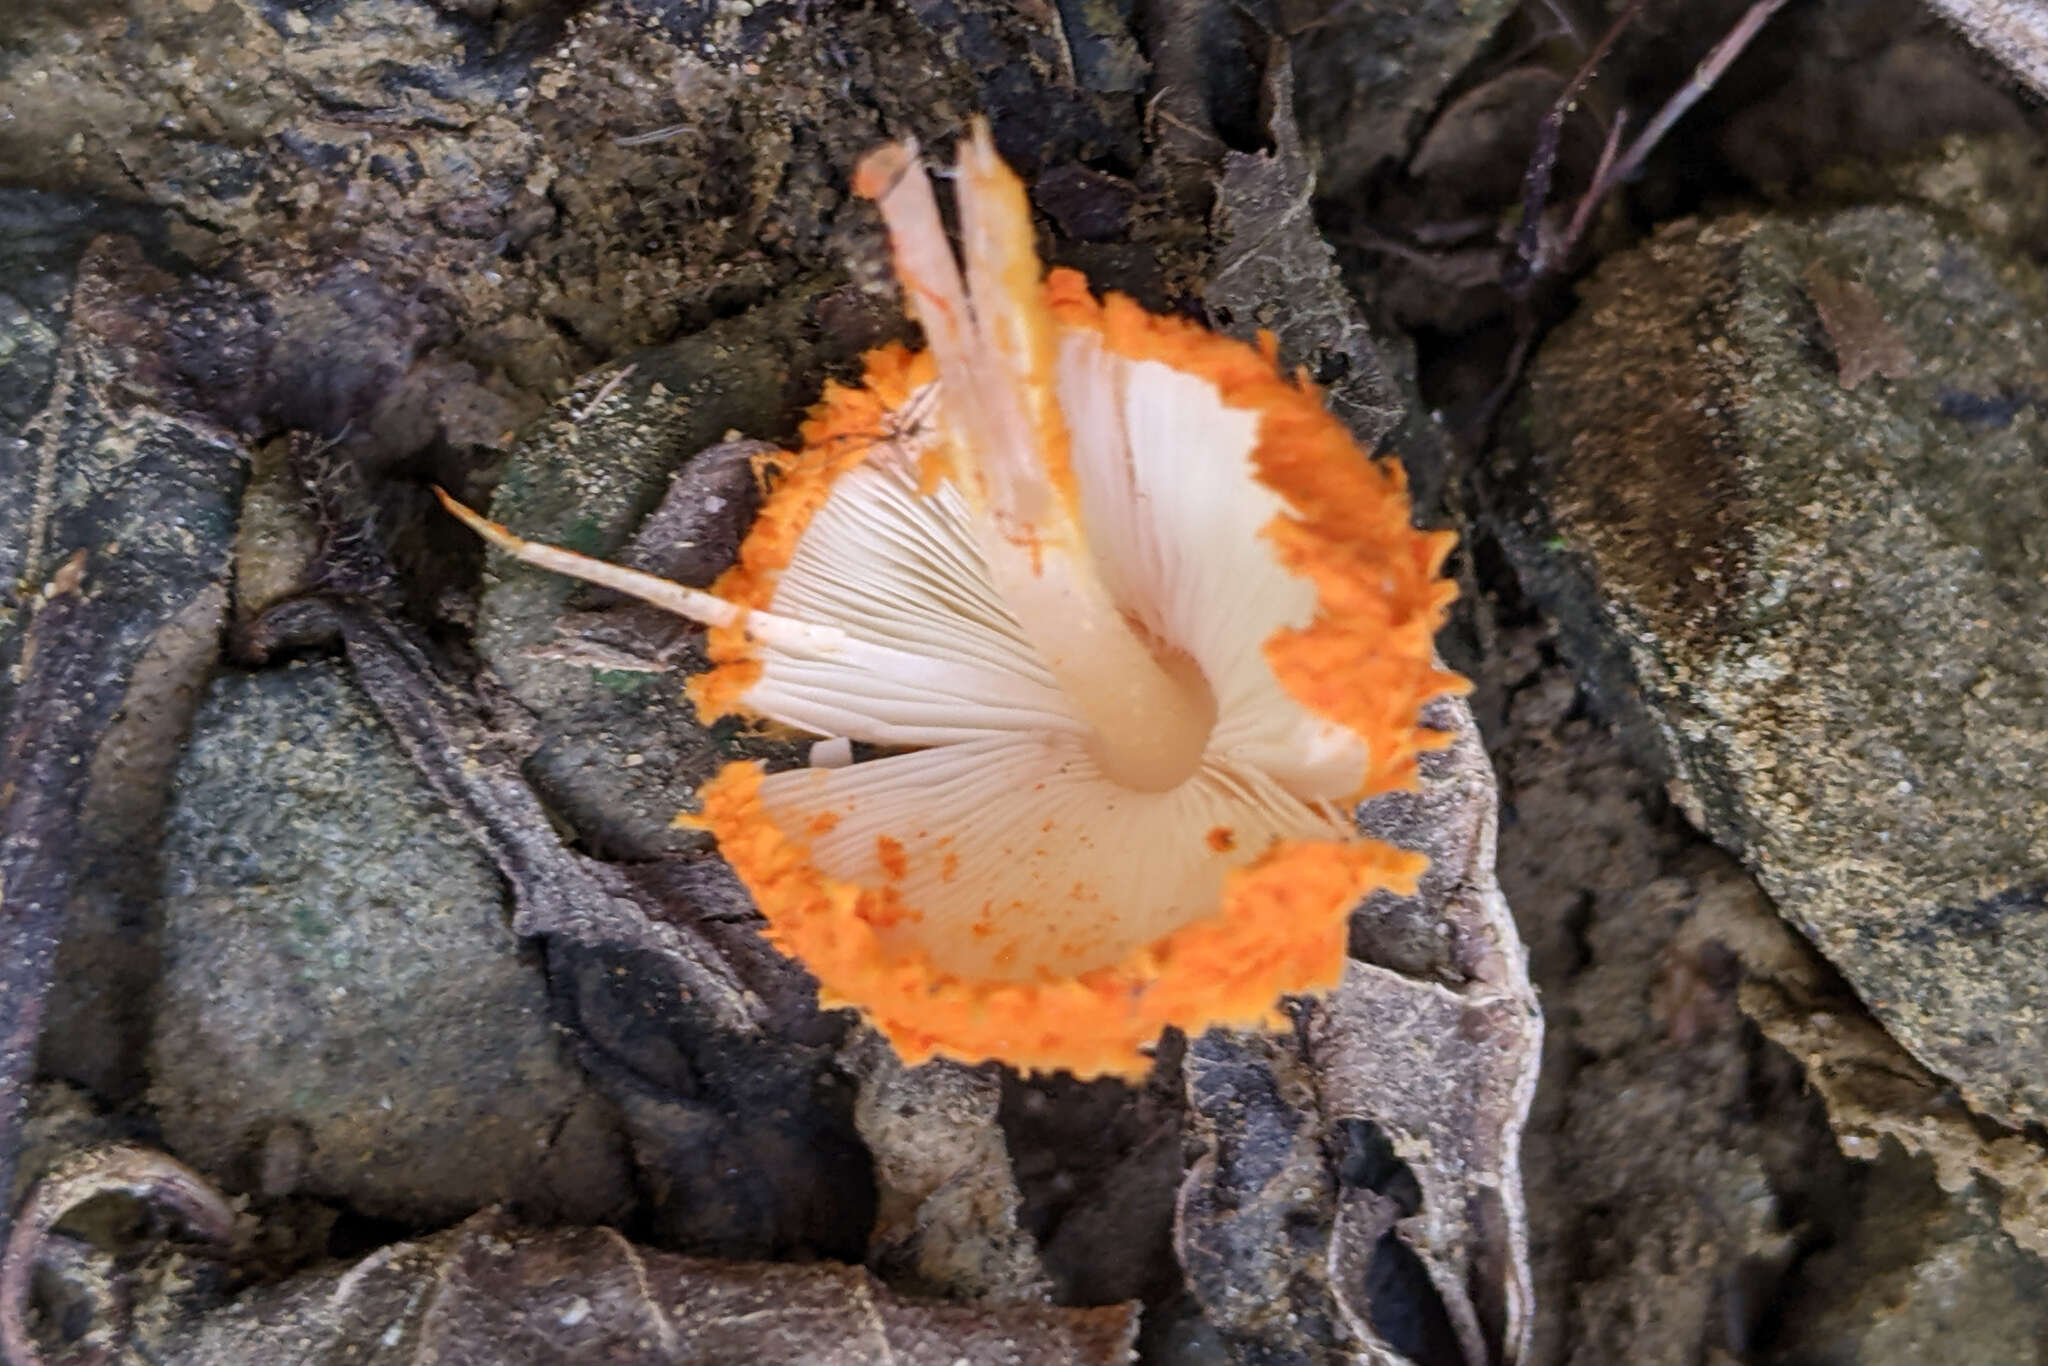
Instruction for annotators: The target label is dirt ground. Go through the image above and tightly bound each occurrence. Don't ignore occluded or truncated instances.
[3,1,2047,1363]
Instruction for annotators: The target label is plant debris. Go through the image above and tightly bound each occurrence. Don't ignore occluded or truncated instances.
[4,1163,1135,1366]
[1176,704,1538,1366]
[1801,262,1917,389]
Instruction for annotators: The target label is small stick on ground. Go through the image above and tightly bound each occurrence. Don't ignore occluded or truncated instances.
[613,124,692,147]
[1561,108,1630,260]
[1535,0,1588,51]
[1472,0,1793,447]
[1530,0,1795,284]
[1507,0,1646,289]
[1584,0,1793,211]
[573,363,637,422]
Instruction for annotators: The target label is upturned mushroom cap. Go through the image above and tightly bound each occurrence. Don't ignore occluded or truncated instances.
[443,122,1465,1078]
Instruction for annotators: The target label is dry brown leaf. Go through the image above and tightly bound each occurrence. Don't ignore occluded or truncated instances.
[1803,262,1916,389]
[1,234,248,1262]
[1176,700,1540,1366]
[5,1160,1136,1366]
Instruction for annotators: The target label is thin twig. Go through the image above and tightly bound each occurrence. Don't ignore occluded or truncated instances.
[1473,0,1794,453]
[1509,0,1646,287]
[1561,107,1630,260]
[613,124,692,148]
[1584,0,1792,208]
[1467,328,1538,459]
[573,363,637,423]
[1535,0,1587,52]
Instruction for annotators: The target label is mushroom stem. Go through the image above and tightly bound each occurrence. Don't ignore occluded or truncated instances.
[433,487,847,655]
[855,125,1216,792]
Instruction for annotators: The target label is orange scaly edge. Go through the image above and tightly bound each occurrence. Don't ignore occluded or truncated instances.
[1042,269,1469,797]
[696,761,1425,1078]
[685,272,1464,1077]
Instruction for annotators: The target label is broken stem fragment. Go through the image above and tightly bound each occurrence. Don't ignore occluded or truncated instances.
[433,486,846,655]
[855,124,1216,792]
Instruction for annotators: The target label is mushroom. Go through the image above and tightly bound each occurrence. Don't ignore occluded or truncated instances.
[440,122,1466,1078]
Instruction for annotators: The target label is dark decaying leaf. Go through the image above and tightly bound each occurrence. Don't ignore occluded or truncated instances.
[1206,64,1410,459]
[240,595,885,1262]
[242,597,769,1034]
[848,1036,1054,1303]
[1175,705,1539,1366]
[4,1159,1135,1366]
[1177,1030,1355,1365]
[0,556,103,1266]
[257,534,1053,1288]
[1,1144,239,1366]
[0,233,248,1256]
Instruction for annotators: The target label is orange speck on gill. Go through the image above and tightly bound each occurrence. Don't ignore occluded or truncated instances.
[876,835,909,881]
[695,761,1428,1078]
